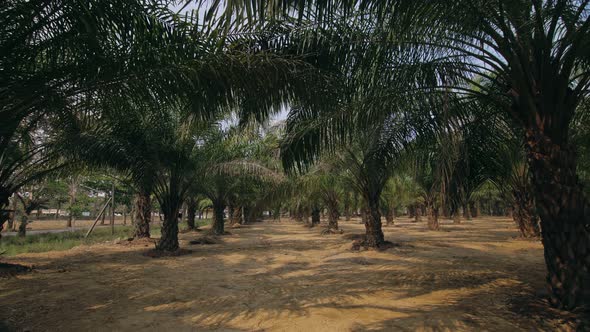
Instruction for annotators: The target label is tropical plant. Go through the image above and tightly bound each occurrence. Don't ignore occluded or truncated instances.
[210,0,590,309]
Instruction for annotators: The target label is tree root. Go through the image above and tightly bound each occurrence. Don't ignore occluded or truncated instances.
[350,239,398,251]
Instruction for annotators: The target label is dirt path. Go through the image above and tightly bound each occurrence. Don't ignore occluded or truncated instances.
[0,218,579,331]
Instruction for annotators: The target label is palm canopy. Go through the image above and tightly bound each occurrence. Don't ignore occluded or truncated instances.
[1,0,333,211]
[204,0,590,309]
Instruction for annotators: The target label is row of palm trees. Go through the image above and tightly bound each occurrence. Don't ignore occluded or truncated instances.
[211,0,590,309]
[2,0,589,310]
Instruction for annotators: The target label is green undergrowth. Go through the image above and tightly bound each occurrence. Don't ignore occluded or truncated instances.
[0,219,210,256]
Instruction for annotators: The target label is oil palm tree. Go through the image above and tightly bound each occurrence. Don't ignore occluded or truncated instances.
[488,133,542,238]
[294,159,346,232]
[211,0,590,308]
[282,103,433,247]
[1,0,201,218]
[197,125,285,235]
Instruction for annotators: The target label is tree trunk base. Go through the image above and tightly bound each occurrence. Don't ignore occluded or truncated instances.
[351,238,397,251]
[144,248,191,258]
[207,229,231,236]
[525,129,590,309]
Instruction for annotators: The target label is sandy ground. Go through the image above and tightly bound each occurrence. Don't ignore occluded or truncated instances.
[0,217,581,331]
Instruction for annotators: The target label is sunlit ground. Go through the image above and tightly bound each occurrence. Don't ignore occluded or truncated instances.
[0,217,581,331]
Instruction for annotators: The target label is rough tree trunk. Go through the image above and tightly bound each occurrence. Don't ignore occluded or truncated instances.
[414,204,422,223]
[186,202,197,230]
[243,206,254,224]
[525,129,590,309]
[463,204,472,220]
[385,208,394,226]
[67,177,79,228]
[229,205,241,226]
[327,204,339,231]
[512,190,540,238]
[505,207,511,218]
[18,215,27,237]
[427,204,440,231]
[133,192,151,238]
[67,204,74,227]
[157,212,179,252]
[7,198,15,231]
[210,200,225,235]
[311,207,320,227]
[442,204,450,219]
[344,203,351,221]
[363,196,385,248]
[453,206,461,224]
[228,203,234,224]
[295,206,303,222]
[55,202,61,220]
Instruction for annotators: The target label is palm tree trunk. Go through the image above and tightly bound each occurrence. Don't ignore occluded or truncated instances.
[453,211,461,224]
[294,206,303,222]
[243,206,253,224]
[426,202,440,231]
[210,200,225,235]
[327,203,339,230]
[344,200,351,221]
[311,206,320,227]
[229,206,241,225]
[133,191,151,238]
[442,204,450,219]
[18,215,28,237]
[228,203,234,223]
[364,195,385,248]
[385,207,394,226]
[414,204,422,223]
[186,202,197,230]
[463,204,472,220]
[525,129,590,309]
[303,208,310,224]
[157,211,179,252]
[100,204,107,225]
[7,196,16,231]
[512,190,540,238]
[67,177,78,228]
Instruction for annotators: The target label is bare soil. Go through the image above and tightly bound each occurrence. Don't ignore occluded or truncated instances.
[0,217,583,331]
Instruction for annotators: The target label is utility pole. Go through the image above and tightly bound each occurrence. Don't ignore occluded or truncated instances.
[110,181,115,235]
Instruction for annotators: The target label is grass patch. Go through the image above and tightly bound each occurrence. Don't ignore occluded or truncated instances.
[0,219,211,257]
[0,226,132,256]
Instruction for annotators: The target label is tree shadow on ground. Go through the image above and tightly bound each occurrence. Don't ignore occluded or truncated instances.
[0,218,580,331]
